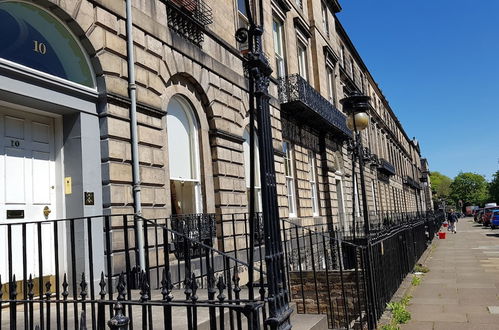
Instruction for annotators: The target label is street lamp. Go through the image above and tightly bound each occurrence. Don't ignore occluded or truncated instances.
[340,91,377,328]
[340,92,371,235]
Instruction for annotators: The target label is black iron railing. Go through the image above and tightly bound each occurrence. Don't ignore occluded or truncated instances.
[0,210,444,329]
[378,158,396,176]
[278,74,352,138]
[279,211,444,328]
[0,214,267,329]
[164,0,213,46]
[280,218,368,329]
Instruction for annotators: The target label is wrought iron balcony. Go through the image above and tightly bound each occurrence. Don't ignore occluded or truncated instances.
[378,158,396,176]
[170,213,216,259]
[164,0,213,46]
[404,176,422,190]
[278,74,352,138]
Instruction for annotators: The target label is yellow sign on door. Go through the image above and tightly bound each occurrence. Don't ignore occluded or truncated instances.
[64,177,72,195]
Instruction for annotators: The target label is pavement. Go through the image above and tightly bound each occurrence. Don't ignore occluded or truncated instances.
[401,217,499,330]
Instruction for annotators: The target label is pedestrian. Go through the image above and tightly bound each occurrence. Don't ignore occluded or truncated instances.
[448,209,458,233]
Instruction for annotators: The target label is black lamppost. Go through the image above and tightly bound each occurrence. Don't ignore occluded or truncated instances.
[236,1,292,329]
[340,91,377,329]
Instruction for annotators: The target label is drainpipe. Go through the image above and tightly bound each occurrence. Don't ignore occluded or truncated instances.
[126,0,146,270]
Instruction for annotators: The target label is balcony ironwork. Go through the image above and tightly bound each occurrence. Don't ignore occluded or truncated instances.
[278,74,353,138]
[164,0,213,46]
[378,158,396,176]
[170,213,216,259]
[404,175,422,190]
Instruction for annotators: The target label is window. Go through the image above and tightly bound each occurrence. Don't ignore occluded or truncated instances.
[0,2,95,88]
[295,0,303,9]
[236,0,247,17]
[340,45,345,67]
[243,129,262,212]
[350,57,354,79]
[336,179,347,231]
[321,2,329,36]
[236,0,249,50]
[283,141,297,217]
[326,64,335,104]
[297,41,308,80]
[273,18,286,78]
[372,180,378,215]
[167,96,203,214]
[308,151,319,216]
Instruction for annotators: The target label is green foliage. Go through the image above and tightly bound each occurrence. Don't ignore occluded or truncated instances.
[386,295,412,325]
[411,276,421,286]
[413,264,429,273]
[430,171,452,198]
[489,171,499,204]
[381,324,399,330]
[450,172,489,206]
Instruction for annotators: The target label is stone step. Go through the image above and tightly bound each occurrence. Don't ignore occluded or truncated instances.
[290,312,328,330]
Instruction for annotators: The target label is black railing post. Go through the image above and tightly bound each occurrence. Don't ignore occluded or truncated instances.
[236,1,292,328]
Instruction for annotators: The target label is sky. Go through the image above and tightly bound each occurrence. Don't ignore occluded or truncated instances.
[337,1,499,181]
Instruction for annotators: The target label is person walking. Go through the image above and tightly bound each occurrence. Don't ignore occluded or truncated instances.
[448,209,458,233]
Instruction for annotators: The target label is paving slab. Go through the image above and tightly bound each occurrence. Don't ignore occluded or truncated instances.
[433,322,499,330]
[400,218,499,329]
[400,321,434,329]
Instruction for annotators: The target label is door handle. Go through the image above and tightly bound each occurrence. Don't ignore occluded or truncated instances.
[43,206,51,217]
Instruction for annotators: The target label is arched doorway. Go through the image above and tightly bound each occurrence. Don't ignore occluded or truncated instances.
[0,1,103,284]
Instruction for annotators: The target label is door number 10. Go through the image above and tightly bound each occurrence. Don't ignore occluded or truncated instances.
[33,40,47,54]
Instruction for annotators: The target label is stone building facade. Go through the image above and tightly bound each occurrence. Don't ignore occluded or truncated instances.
[0,0,433,277]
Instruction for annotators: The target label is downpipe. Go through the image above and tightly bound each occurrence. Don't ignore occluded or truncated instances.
[126,0,146,270]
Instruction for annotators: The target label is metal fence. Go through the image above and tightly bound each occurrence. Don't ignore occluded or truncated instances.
[0,210,444,329]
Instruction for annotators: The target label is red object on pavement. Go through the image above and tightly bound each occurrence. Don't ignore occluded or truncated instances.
[438,232,446,239]
[443,223,448,227]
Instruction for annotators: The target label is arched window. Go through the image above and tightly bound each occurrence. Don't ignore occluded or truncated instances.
[243,129,262,212]
[0,1,95,88]
[167,96,202,214]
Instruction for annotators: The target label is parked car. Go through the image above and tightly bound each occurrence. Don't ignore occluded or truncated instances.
[491,210,499,229]
[482,206,499,226]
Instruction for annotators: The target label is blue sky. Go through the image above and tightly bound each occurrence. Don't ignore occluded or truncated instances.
[337,1,499,181]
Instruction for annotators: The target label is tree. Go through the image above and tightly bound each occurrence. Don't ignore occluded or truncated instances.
[430,171,452,199]
[489,171,499,204]
[450,172,489,206]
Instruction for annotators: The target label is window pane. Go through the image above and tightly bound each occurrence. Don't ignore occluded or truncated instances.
[237,0,247,16]
[297,43,307,80]
[327,66,334,103]
[167,99,194,179]
[273,18,285,77]
[0,2,95,87]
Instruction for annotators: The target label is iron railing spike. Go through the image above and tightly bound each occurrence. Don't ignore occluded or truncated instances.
[216,276,226,302]
[117,272,126,301]
[184,272,192,300]
[45,281,52,299]
[190,272,198,303]
[10,274,17,299]
[139,271,149,302]
[80,272,88,300]
[99,271,107,298]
